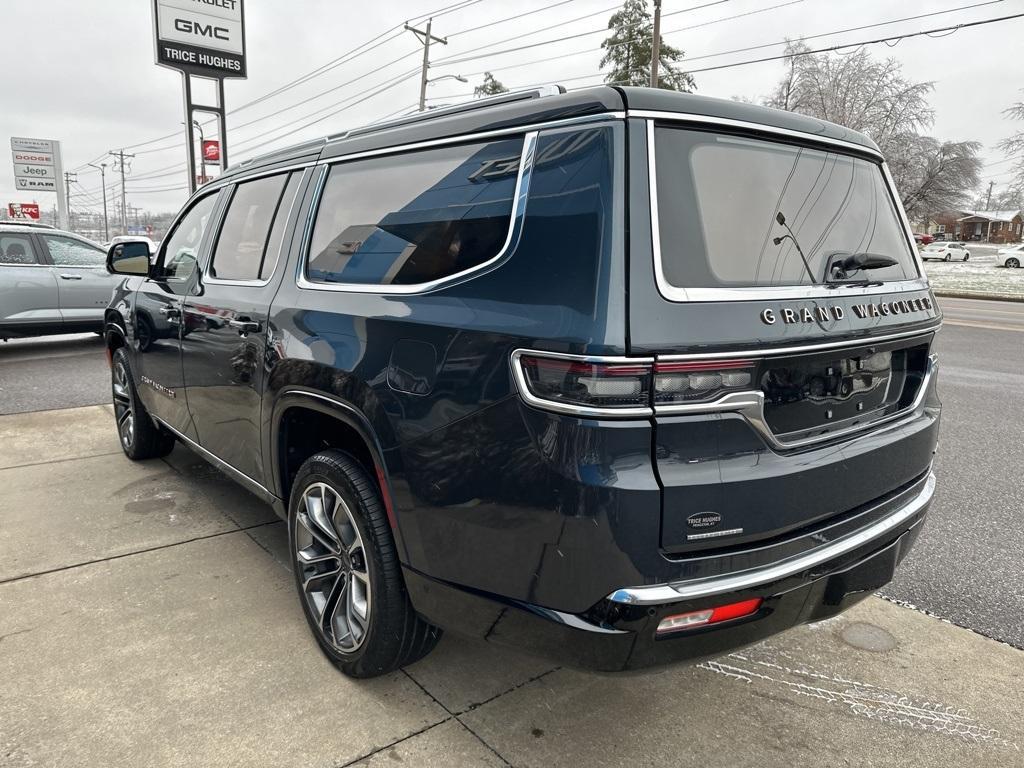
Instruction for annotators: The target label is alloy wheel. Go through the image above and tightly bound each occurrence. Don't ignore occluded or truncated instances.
[294,482,372,653]
[112,361,134,449]
[1008,258,1020,269]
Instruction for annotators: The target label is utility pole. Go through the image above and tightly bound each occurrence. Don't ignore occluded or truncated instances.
[63,172,77,231]
[109,149,134,235]
[985,180,994,210]
[650,0,663,88]
[405,18,448,111]
[88,162,109,241]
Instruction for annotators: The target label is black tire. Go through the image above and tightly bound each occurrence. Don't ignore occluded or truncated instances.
[1007,257,1021,269]
[288,450,441,678]
[110,347,176,460]
[944,253,951,262]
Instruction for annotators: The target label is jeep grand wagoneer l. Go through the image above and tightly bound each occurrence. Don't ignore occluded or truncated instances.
[103,86,940,677]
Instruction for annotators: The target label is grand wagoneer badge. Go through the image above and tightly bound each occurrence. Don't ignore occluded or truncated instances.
[759,297,934,325]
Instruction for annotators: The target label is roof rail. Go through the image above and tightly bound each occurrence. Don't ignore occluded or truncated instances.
[338,85,566,141]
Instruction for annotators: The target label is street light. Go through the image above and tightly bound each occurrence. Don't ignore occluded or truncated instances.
[426,74,468,85]
[87,162,109,241]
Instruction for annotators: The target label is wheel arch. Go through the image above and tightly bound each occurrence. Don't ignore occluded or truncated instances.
[270,389,401,547]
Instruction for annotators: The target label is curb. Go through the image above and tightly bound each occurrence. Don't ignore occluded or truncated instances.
[933,290,1024,303]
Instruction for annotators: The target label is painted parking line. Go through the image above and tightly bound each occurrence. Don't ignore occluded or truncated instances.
[942,319,1023,333]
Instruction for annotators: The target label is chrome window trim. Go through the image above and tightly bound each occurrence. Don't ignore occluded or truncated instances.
[510,348,655,419]
[203,168,310,288]
[607,471,935,605]
[630,109,884,157]
[318,112,624,165]
[657,326,940,361]
[656,355,937,451]
[644,118,929,303]
[297,131,540,295]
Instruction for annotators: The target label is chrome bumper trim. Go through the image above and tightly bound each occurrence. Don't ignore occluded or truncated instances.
[606,472,935,606]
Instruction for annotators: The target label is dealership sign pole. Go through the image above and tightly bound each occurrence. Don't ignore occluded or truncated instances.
[10,138,66,229]
[152,0,246,195]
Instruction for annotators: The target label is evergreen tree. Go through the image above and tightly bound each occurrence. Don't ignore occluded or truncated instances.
[600,0,694,91]
[474,72,509,97]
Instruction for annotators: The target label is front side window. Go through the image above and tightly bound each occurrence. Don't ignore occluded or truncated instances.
[655,126,918,291]
[0,235,38,265]
[42,235,105,267]
[160,193,218,280]
[307,136,523,286]
[210,173,294,281]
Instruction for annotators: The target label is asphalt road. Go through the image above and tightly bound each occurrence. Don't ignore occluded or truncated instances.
[1,299,1021,647]
[882,298,1024,648]
[0,333,109,415]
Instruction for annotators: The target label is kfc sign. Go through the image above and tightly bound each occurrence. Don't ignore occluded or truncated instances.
[202,140,220,162]
[8,203,41,220]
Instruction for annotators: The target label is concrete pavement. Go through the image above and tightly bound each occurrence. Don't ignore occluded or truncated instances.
[1,405,1022,767]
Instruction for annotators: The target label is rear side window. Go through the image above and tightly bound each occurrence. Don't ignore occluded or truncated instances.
[0,235,38,265]
[211,173,294,281]
[42,235,105,267]
[307,137,523,286]
[654,126,918,290]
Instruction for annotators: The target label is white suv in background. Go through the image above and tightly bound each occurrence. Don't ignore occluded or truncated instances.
[921,241,970,262]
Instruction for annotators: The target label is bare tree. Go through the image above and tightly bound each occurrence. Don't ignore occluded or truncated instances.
[997,90,1024,192]
[887,136,983,222]
[764,42,980,219]
[764,42,933,157]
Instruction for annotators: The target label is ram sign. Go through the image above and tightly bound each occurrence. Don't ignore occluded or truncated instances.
[153,0,247,79]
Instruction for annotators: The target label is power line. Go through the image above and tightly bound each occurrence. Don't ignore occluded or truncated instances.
[682,9,1024,74]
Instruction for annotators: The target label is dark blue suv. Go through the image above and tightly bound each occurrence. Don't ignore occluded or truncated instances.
[104,86,940,677]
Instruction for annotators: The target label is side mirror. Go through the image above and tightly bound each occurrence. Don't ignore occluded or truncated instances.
[107,241,152,276]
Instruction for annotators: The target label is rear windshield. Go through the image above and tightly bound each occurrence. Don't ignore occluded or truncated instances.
[654,126,919,290]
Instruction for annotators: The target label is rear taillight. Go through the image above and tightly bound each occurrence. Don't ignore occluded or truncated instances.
[653,360,756,405]
[516,354,652,411]
[512,350,759,416]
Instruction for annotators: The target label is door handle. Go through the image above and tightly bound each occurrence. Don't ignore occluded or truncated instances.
[59,274,83,280]
[228,318,261,335]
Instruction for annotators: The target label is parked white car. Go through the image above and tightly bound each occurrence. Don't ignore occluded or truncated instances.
[997,243,1023,268]
[921,242,970,262]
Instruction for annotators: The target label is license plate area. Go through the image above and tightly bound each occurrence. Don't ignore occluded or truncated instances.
[761,339,930,442]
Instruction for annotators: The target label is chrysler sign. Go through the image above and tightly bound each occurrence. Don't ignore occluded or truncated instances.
[153,0,247,78]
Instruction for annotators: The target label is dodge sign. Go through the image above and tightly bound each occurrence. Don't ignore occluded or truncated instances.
[153,0,247,79]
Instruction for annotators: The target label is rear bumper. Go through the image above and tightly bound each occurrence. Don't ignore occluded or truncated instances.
[404,472,933,672]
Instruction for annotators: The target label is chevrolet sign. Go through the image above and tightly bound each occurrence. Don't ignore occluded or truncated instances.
[153,0,247,79]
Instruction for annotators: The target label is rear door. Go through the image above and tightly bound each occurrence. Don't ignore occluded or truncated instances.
[0,231,60,335]
[180,170,305,483]
[37,233,114,330]
[628,117,940,554]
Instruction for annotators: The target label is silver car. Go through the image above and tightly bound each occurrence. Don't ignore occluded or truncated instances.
[0,223,121,340]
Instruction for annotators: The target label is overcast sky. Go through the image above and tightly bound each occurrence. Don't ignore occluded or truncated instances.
[1,0,1021,218]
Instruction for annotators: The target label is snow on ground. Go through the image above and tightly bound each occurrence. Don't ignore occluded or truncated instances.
[921,244,1024,299]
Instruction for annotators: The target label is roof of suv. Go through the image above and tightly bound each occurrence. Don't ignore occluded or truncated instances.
[218,85,880,184]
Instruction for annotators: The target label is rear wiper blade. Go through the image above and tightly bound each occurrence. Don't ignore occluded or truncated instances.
[824,251,899,285]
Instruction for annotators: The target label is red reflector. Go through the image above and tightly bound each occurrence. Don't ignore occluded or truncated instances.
[656,597,763,635]
[709,598,763,623]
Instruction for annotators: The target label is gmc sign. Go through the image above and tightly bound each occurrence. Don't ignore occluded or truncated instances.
[153,0,247,79]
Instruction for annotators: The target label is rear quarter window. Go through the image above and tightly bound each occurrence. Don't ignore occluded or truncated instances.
[306,136,523,287]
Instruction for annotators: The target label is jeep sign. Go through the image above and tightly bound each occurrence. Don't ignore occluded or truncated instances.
[153,0,247,79]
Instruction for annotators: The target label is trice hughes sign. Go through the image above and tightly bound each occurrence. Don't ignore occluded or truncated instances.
[153,0,247,79]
